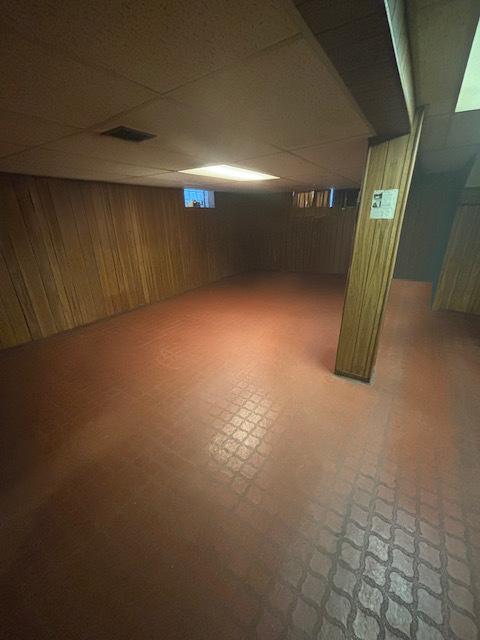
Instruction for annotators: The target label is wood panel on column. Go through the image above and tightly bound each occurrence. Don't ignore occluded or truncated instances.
[0,174,251,350]
[335,108,424,382]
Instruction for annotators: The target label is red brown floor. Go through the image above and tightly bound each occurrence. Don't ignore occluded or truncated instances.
[0,272,479,640]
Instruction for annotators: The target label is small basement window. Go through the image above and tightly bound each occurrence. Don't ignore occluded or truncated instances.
[183,188,215,208]
[292,188,359,210]
[292,189,333,208]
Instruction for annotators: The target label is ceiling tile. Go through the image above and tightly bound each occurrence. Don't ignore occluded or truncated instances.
[126,172,297,192]
[0,148,163,177]
[445,110,480,148]
[409,0,478,116]
[0,110,80,147]
[238,152,322,180]
[129,172,240,188]
[0,167,155,184]
[420,144,480,173]
[292,137,368,182]
[419,113,450,151]
[3,0,299,94]
[302,173,358,189]
[46,132,205,171]
[236,151,360,187]
[96,98,279,163]
[296,0,381,35]
[169,37,371,150]
[0,27,156,128]
[0,2,373,189]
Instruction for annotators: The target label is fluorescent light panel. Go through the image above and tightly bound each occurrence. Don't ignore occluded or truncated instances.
[179,164,279,181]
[456,17,480,112]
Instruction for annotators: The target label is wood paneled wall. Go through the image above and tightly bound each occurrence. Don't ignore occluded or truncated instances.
[433,188,480,315]
[283,212,357,274]
[246,192,357,275]
[0,176,359,350]
[0,174,251,349]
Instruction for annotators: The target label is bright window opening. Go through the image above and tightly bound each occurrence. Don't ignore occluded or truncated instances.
[293,189,334,208]
[183,188,215,208]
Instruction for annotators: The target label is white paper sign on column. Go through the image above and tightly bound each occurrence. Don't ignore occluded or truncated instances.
[370,189,399,219]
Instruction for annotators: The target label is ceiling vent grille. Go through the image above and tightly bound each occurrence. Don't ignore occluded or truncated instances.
[101,126,156,142]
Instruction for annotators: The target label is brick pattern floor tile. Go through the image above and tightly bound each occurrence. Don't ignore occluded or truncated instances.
[0,273,479,639]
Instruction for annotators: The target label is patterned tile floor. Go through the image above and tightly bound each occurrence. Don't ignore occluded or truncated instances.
[0,273,479,640]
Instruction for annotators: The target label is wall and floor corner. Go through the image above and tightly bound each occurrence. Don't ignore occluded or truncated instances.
[0,173,254,349]
[1,160,479,352]
[0,174,359,350]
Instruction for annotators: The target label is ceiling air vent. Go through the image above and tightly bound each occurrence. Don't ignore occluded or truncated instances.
[101,126,156,143]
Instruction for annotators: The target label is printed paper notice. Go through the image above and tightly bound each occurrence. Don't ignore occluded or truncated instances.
[370,189,399,219]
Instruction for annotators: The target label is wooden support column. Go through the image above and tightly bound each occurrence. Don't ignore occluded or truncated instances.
[335,108,424,382]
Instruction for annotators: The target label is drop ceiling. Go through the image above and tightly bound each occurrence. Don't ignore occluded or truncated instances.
[409,0,480,174]
[0,0,372,192]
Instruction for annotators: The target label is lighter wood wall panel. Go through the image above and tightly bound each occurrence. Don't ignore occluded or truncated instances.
[433,190,480,315]
[335,108,424,381]
[0,174,250,349]
[0,175,360,350]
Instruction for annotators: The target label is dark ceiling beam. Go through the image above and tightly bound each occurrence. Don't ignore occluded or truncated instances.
[294,0,413,139]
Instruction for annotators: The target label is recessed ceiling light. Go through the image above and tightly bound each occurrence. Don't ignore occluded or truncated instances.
[178,164,279,181]
[456,17,480,112]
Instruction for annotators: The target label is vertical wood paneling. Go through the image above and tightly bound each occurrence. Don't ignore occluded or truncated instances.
[246,192,358,275]
[335,108,424,381]
[282,211,357,275]
[0,249,31,347]
[0,178,57,339]
[0,174,251,349]
[1,174,362,350]
[433,192,480,315]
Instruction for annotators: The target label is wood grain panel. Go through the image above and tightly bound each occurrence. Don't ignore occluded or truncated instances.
[0,173,250,349]
[0,249,31,346]
[283,211,357,274]
[335,108,424,382]
[0,175,361,350]
[245,192,358,275]
[433,189,480,315]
